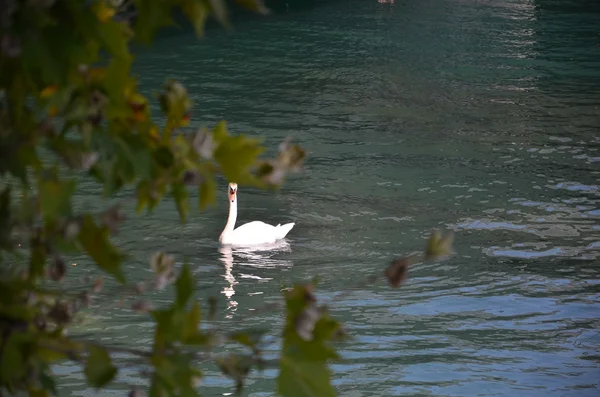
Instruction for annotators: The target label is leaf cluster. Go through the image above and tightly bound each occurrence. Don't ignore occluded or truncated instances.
[0,0,308,396]
[0,1,455,397]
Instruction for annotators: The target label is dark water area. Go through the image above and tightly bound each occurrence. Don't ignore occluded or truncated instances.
[148,0,327,39]
[62,1,599,396]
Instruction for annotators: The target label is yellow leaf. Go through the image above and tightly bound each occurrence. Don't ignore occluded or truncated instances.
[88,67,107,82]
[131,111,147,123]
[148,126,160,141]
[179,113,191,127]
[40,85,58,99]
[94,2,116,23]
[425,229,454,260]
[127,92,147,107]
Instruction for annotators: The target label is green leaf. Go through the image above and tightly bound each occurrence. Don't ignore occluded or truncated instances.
[208,0,231,29]
[199,177,216,211]
[312,315,342,342]
[38,175,77,222]
[171,182,189,223]
[276,284,340,397]
[104,57,133,106]
[182,301,201,339]
[175,263,194,308]
[98,20,132,60]
[0,187,13,252]
[84,345,117,388]
[36,336,84,365]
[181,301,210,345]
[136,180,151,213]
[104,162,126,197]
[29,389,51,397]
[229,328,268,349]
[151,308,182,348]
[278,357,336,397]
[133,0,176,44]
[154,146,174,169]
[52,235,83,255]
[117,135,153,180]
[77,215,126,283]
[39,368,58,396]
[152,352,200,397]
[0,333,25,384]
[37,346,67,364]
[47,137,86,170]
[212,120,229,141]
[216,353,253,393]
[214,132,264,184]
[29,238,47,280]
[22,33,61,87]
[12,144,41,185]
[0,304,36,322]
[182,0,210,37]
[149,373,171,397]
[159,80,192,130]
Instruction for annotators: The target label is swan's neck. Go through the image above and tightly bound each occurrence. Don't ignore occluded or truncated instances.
[223,199,237,234]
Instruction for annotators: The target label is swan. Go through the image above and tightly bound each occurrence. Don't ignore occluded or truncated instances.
[219,182,295,246]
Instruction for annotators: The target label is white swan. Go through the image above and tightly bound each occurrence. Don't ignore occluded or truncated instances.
[219,183,295,246]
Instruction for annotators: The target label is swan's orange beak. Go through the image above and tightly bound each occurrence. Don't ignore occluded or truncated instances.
[228,187,236,202]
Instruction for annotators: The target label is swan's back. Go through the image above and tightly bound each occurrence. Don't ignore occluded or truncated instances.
[223,221,295,246]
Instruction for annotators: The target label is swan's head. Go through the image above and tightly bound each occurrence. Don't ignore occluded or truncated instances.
[228,182,238,203]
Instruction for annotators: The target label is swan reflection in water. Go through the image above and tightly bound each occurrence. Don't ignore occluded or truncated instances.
[218,240,293,319]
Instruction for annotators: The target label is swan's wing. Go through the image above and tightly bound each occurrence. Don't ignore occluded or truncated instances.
[233,221,275,234]
[230,221,294,245]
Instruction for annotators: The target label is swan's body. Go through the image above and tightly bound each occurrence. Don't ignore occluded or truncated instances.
[219,183,295,246]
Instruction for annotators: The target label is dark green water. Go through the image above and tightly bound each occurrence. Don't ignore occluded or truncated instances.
[61,0,599,396]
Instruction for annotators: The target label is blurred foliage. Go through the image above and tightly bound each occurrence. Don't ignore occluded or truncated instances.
[0,1,455,396]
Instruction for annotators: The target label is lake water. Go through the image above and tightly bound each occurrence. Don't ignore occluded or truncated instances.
[62,0,600,396]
